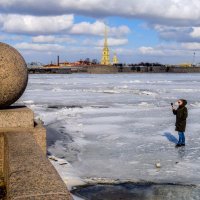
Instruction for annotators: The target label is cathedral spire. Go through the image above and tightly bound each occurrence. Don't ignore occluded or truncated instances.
[101,25,110,65]
[104,25,108,47]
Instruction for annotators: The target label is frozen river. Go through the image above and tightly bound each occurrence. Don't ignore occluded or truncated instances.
[18,73,200,199]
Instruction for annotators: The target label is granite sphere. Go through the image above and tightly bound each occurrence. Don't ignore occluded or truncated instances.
[0,42,28,108]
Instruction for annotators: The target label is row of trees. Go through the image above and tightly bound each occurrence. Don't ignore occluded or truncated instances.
[114,62,165,67]
[79,58,100,65]
[128,62,165,67]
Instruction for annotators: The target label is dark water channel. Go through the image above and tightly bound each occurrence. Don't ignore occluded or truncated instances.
[71,182,200,200]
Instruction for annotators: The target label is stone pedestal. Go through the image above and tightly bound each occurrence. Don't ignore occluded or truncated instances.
[0,107,72,200]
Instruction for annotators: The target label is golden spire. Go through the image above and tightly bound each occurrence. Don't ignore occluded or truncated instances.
[104,25,108,47]
[101,25,110,65]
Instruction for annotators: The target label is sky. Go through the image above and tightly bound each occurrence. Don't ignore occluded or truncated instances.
[1,0,200,64]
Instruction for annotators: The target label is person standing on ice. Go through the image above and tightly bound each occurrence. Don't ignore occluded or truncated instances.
[172,99,188,148]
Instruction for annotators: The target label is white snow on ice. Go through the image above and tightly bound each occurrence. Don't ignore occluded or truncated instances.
[16,74,200,192]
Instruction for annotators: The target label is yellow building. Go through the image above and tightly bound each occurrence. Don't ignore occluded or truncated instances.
[101,26,110,65]
[178,63,192,67]
[112,52,119,64]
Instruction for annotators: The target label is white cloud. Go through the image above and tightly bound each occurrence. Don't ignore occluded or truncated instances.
[0,14,130,37]
[0,0,200,26]
[14,42,65,52]
[70,21,104,35]
[109,25,130,37]
[32,35,76,44]
[70,21,130,36]
[152,24,199,43]
[0,14,74,35]
[181,42,200,50]
[138,44,196,59]
[139,47,164,56]
[1,0,199,45]
[111,48,134,56]
[190,27,200,38]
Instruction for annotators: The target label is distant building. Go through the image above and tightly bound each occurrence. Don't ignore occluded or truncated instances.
[101,26,110,65]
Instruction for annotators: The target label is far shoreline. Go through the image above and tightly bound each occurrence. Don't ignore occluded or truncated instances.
[28,65,200,74]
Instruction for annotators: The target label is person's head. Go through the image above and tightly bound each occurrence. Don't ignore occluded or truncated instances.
[178,99,187,107]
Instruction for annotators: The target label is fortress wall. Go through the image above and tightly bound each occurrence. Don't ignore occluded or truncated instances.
[29,68,72,74]
[87,65,118,74]
[150,66,167,73]
[28,66,200,74]
[118,66,200,73]
[167,67,200,73]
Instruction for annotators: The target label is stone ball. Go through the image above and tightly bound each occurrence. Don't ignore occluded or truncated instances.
[0,42,28,108]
